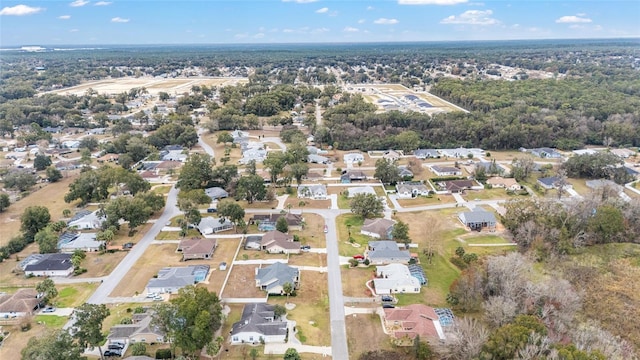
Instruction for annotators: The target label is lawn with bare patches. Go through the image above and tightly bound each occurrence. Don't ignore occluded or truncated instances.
[236,249,288,261]
[284,197,330,210]
[199,238,240,295]
[341,266,375,298]
[287,252,326,268]
[396,195,456,207]
[221,264,265,299]
[346,312,394,359]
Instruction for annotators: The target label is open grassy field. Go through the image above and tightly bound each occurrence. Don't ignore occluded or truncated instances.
[269,271,331,346]
[200,238,240,295]
[336,214,370,257]
[283,197,330,210]
[291,213,325,248]
[346,312,394,359]
[47,76,248,96]
[0,175,79,245]
[396,194,456,207]
[0,320,52,360]
[341,266,375,298]
[78,251,129,278]
[56,283,98,307]
[287,252,326,267]
[461,188,514,201]
[221,264,266,299]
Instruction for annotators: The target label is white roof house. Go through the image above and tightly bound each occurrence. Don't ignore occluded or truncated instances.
[58,232,104,253]
[347,186,377,198]
[438,147,484,159]
[162,150,188,162]
[343,152,365,164]
[297,184,328,199]
[67,210,105,230]
[197,217,234,235]
[374,264,422,295]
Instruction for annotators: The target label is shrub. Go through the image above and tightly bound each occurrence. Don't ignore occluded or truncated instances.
[155,348,172,359]
[450,256,468,270]
[131,342,147,356]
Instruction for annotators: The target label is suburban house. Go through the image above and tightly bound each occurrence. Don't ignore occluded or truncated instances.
[297,184,328,200]
[396,182,430,199]
[343,152,365,164]
[529,147,563,159]
[230,303,288,344]
[458,208,497,231]
[383,304,446,342]
[586,179,623,192]
[107,311,165,344]
[97,153,120,163]
[307,154,330,164]
[537,176,572,190]
[439,147,484,159]
[176,238,217,261]
[57,232,104,252]
[374,264,421,295]
[21,253,74,277]
[361,218,396,239]
[260,231,300,254]
[251,213,304,231]
[255,262,300,295]
[414,149,439,159]
[231,130,249,140]
[161,150,188,162]
[0,288,42,319]
[398,167,414,179]
[204,187,229,201]
[244,235,263,250]
[67,210,105,230]
[146,265,210,294]
[430,165,462,177]
[383,150,401,162]
[441,180,476,193]
[306,145,328,155]
[197,217,234,235]
[62,140,81,149]
[367,241,411,265]
[486,177,521,191]
[340,170,368,183]
[347,186,377,198]
[474,161,504,175]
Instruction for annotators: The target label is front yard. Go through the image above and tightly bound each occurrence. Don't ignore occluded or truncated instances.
[336,214,371,257]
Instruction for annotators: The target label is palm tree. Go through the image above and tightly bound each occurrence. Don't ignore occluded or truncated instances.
[282,282,294,303]
[298,200,307,214]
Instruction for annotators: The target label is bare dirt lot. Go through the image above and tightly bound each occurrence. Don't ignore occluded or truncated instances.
[342,266,376,298]
[346,311,394,359]
[47,77,248,97]
[221,264,266,299]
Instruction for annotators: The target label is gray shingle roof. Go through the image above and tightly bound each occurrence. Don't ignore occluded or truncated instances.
[255,262,299,293]
[231,303,287,337]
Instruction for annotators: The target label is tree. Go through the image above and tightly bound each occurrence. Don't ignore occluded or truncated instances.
[391,220,410,245]
[510,157,535,181]
[413,335,434,360]
[130,342,147,356]
[35,227,58,254]
[33,154,52,171]
[395,130,421,153]
[276,216,289,233]
[0,193,10,212]
[350,193,383,219]
[217,200,245,230]
[79,136,100,151]
[46,166,63,182]
[236,175,267,203]
[72,303,110,360]
[289,163,309,185]
[250,347,259,360]
[374,158,400,185]
[479,315,547,360]
[443,317,489,360]
[216,131,234,144]
[282,282,294,302]
[283,348,301,360]
[152,286,223,357]
[36,278,58,305]
[587,205,625,244]
[273,304,287,319]
[264,152,288,184]
[21,206,51,242]
[3,170,37,192]
[177,153,215,191]
[21,329,84,360]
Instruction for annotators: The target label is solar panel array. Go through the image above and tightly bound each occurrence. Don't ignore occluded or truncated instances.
[435,308,455,326]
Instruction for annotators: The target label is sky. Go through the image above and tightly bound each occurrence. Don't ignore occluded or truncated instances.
[0,0,638,46]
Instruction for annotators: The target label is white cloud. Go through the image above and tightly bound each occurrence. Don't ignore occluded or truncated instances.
[254,33,265,38]
[440,10,498,25]
[0,4,44,16]
[94,1,112,5]
[343,26,359,32]
[283,28,295,33]
[366,6,374,10]
[58,15,71,20]
[576,12,586,17]
[282,0,318,3]
[111,17,129,23]
[312,27,329,33]
[374,18,399,25]
[315,7,328,13]
[399,0,468,5]
[70,0,89,7]
[556,15,592,24]
[358,19,365,24]
[70,28,79,32]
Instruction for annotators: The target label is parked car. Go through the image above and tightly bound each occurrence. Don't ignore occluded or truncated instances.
[323,225,328,233]
[381,296,394,302]
[207,208,217,213]
[301,245,311,251]
[382,304,395,309]
[146,292,158,298]
[108,343,124,350]
[122,242,134,250]
[104,350,122,357]
[42,306,56,313]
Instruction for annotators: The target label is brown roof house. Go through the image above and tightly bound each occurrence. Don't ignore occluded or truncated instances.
[177,238,217,261]
[0,288,42,319]
[441,179,475,193]
[486,177,521,191]
[383,304,446,344]
[107,311,165,345]
[361,218,396,239]
[260,231,300,254]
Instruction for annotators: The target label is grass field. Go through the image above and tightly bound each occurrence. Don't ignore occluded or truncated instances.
[341,266,375,298]
[462,188,514,201]
[396,195,456,207]
[462,234,513,245]
[34,315,68,328]
[336,214,371,257]
[0,175,79,245]
[55,283,98,307]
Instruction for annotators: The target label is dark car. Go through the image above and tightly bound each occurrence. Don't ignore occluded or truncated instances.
[104,350,122,357]
[207,208,217,213]
[108,343,124,350]
[382,304,395,309]
[381,296,394,302]
[122,242,134,250]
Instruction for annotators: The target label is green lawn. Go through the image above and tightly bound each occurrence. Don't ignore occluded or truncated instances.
[34,315,68,328]
[462,188,511,201]
[463,234,512,245]
[155,229,200,240]
[336,214,371,257]
[337,194,351,209]
[56,283,98,308]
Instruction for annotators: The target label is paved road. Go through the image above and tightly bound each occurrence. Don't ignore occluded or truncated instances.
[86,185,180,304]
[197,128,215,157]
